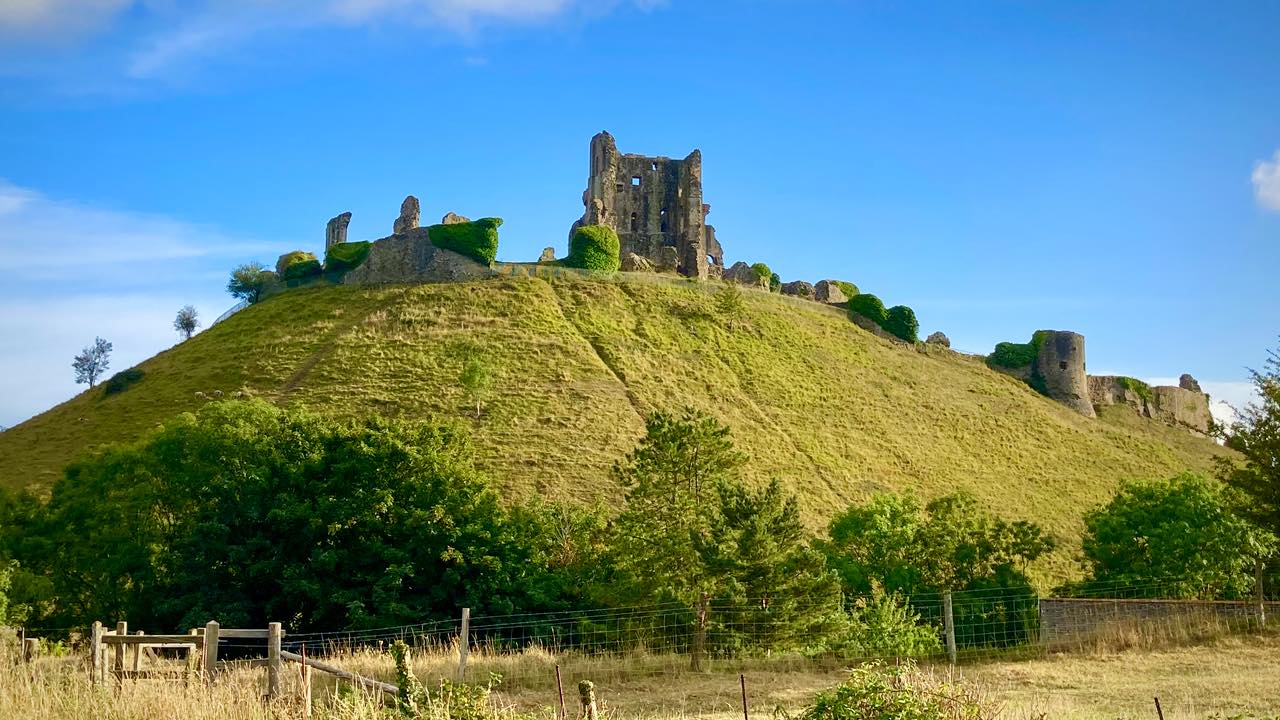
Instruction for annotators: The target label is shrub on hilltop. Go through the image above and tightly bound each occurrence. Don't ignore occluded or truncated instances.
[835,281,859,298]
[884,305,919,343]
[847,293,887,326]
[749,262,773,288]
[565,225,621,272]
[428,218,503,266]
[324,240,372,273]
[987,330,1051,369]
[277,251,322,281]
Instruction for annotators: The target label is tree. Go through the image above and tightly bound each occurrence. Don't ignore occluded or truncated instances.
[1075,473,1274,599]
[608,409,842,657]
[1220,340,1280,538]
[565,225,621,272]
[23,400,562,632]
[173,305,200,340]
[459,355,497,419]
[820,492,1053,647]
[227,262,274,304]
[72,337,112,387]
[713,284,747,327]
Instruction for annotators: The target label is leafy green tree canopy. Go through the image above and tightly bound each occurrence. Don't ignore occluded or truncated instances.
[1075,473,1274,599]
[227,262,275,304]
[1220,341,1280,538]
[566,225,621,272]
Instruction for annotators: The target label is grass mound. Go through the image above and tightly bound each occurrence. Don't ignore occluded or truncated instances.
[0,275,1229,581]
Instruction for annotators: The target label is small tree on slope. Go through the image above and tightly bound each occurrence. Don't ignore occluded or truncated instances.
[72,337,112,388]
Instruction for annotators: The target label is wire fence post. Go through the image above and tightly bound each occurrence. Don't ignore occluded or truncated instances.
[457,608,471,681]
[942,591,957,665]
[1256,558,1267,626]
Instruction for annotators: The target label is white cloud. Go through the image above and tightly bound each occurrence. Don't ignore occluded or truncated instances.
[0,179,268,281]
[0,0,133,40]
[0,293,226,428]
[1254,150,1280,212]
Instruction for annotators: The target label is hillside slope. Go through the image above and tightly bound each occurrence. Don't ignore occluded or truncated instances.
[0,275,1229,577]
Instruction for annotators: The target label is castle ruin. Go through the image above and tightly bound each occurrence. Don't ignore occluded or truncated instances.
[569,131,725,279]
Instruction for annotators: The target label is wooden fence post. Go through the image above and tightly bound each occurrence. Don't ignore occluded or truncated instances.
[23,638,39,663]
[942,591,957,666]
[301,644,312,719]
[113,621,127,692]
[457,608,470,680]
[202,621,220,684]
[1256,558,1267,626]
[132,631,144,673]
[578,680,599,720]
[89,621,103,686]
[267,622,282,700]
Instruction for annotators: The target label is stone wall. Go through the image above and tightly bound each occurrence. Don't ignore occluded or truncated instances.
[340,228,492,285]
[570,131,724,279]
[1039,598,1276,646]
[1088,375,1212,435]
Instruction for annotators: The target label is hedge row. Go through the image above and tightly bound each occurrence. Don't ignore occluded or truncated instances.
[847,293,918,343]
[428,218,503,266]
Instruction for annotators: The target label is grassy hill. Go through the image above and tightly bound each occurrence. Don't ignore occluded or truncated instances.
[0,274,1230,579]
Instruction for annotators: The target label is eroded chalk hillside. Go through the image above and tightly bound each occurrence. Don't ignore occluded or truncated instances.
[0,275,1229,577]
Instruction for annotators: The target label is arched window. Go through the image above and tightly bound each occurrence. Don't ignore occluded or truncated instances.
[660,208,669,233]
[630,212,638,232]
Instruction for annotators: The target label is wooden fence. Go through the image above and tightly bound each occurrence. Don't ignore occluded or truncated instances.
[89,619,396,710]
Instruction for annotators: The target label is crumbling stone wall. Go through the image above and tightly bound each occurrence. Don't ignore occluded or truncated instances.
[1036,331,1095,418]
[569,131,724,279]
[341,227,491,285]
[1088,375,1213,435]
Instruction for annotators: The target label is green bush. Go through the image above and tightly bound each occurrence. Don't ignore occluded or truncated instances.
[565,225,621,272]
[749,262,772,287]
[324,241,372,273]
[1116,376,1154,402]
[428,218,503,266]
[769,273,782,293]
[835,593,942,658]
[800,663,992,720]
[278,251,321,281]
[987,330,1052,369]
[835,281,859,298]
[102,368,145,396]
[848,293,887,326]
[883,305,919,343]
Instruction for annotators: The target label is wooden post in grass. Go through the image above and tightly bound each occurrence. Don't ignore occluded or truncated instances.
[457,608,471,681]
[301,644,313,719]
[942,591,957,666]
[23,638,39,663]
[132,631,143,673]
[89,621,103,686]
[740,674,749,720]
[202,621,219,684]
[555,664,567,720]
[1256,558,1267,626]
[113,621,127,692]
[267,622,283,700]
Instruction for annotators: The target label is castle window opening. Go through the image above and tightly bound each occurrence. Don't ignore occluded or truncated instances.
[707,255,717,266]
[660,208,669,232]
[651,162,658,171]
[615,183,625,192]
[632,176,641,187]
[630,213,638,232]
[1059,361,1068,370]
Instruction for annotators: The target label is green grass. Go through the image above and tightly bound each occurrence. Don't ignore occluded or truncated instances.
[0,275,1230,582]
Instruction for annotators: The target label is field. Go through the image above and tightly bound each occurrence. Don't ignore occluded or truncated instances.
[0,273,1230,580]
[5,626,1280,719]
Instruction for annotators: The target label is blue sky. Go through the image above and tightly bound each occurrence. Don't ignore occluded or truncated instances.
[1,0,1277,428]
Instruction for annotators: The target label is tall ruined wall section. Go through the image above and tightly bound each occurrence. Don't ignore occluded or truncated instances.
[1036,331,1095,418]
[571,131,724,279]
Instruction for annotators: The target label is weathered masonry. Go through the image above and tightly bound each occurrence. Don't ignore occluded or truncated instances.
[569,131,725,279]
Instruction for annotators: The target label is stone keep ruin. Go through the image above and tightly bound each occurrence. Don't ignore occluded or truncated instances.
[987,330,1213,434]
[569,131,725,279]
[268,130,1212,437]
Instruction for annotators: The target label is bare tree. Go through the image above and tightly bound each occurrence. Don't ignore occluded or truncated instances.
[174,305,200,340]
[72,337,112,388]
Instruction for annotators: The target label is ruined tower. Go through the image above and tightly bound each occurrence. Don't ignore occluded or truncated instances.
[1036,331,1095,418]
[570,131,725,279]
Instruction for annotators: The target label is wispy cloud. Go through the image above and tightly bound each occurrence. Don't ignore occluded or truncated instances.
[1254,149,1280,212]
[0,180,263,426]
[0,179,268,281]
